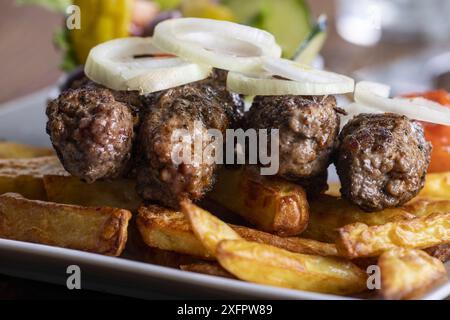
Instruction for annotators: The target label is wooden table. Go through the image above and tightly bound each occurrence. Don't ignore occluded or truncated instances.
[0,0,447,300]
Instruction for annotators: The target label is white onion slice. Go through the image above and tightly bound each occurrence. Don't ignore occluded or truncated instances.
[262,57,354,86]
[354,81,450,126]
[344,102,382,115]
[153,18,281,73]
[85,37,212,94]
[227,62,354,96]
[340,102,382,127]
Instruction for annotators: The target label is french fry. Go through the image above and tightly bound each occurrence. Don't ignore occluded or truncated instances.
[402,198,450,218]
[43,175,142,211]
[0,141,54,159]
[379,248,448,300]
[216,239,367,295]
[336,212,450,258]
[0,193,131,256]
[325,183,341,197]
[209,167,309,237]
[0,156,67,200]
[231,225,339,257]
[125,221,202,268]
[180,262,235,279]
[0,156,66,176]
[305,195,415,242]
[181,200,241,256]
[137,205,213,259]
[137,206,339,258]
[418,172,450,199]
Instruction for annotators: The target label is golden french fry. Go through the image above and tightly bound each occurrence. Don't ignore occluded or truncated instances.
[137,205,213,259]
[125,221,202,268]
[402,198,450,218]
[0,156,65,176]
[181,200,241,256]
[180,262,235,279]
[217,239,367,295]
[209,167,309,236]
[379,248,448,300]
[0,156,67,200]
[325,183,341,197]
[43,175,141,211]
[336,212,450,258]
[231,225,339,257]
[137,205,338,258]
[418,172,450,199]
[305,195,415,242]
[0,141,54,159]
[0,193,131,256]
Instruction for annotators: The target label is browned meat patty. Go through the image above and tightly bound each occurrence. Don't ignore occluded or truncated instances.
[245,95,341,194]
[136,77,243,208]
[46,86,137,182]
[335,113,432,212]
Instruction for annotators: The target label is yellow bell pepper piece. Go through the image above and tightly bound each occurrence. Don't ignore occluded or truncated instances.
[70,0,133,64]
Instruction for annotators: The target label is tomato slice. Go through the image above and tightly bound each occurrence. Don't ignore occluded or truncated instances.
[404,90,450,173]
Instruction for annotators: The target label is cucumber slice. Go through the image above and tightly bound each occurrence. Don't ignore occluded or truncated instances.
[257,0,311,58]
[293,14,328,65]
[223,0,265,24]
[224,0,311,58]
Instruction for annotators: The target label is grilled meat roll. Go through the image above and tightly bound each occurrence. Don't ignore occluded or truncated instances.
[46,86,140,182]
[136,76,244,208]
[335,113,432,211]
[245,95,341,194]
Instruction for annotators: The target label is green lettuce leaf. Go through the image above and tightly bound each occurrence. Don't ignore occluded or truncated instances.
[53,28,78,71]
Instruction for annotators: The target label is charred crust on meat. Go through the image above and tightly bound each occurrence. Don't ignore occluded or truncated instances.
[335,113,432,212]
[46,86,136,182]
[135,73,244,208]
[245,94,340,195]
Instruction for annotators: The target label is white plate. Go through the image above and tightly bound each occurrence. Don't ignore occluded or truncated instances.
[0,88,449,300]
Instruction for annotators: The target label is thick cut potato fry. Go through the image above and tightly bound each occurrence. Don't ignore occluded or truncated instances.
[181,200,241,256]
[217,240,367,295]
[209,167,309,237]
[325,183,341,197]
[137,205,213,259]
[180,262,235,279]
[125,222,201,267]
[0,156,66,176]
[0,193,131,256]
[0,141,54,159]
[336,212,450,258]
[0,157,67,200]
[418,172,450,199]
[305,195,415,242]
[137,206,339,258]
[43,175,141,211]
[231,225,339,257]
[379,248,447,300]
[402,198,450,218]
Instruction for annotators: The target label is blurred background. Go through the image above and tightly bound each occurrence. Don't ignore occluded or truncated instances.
[0,0,450,103]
